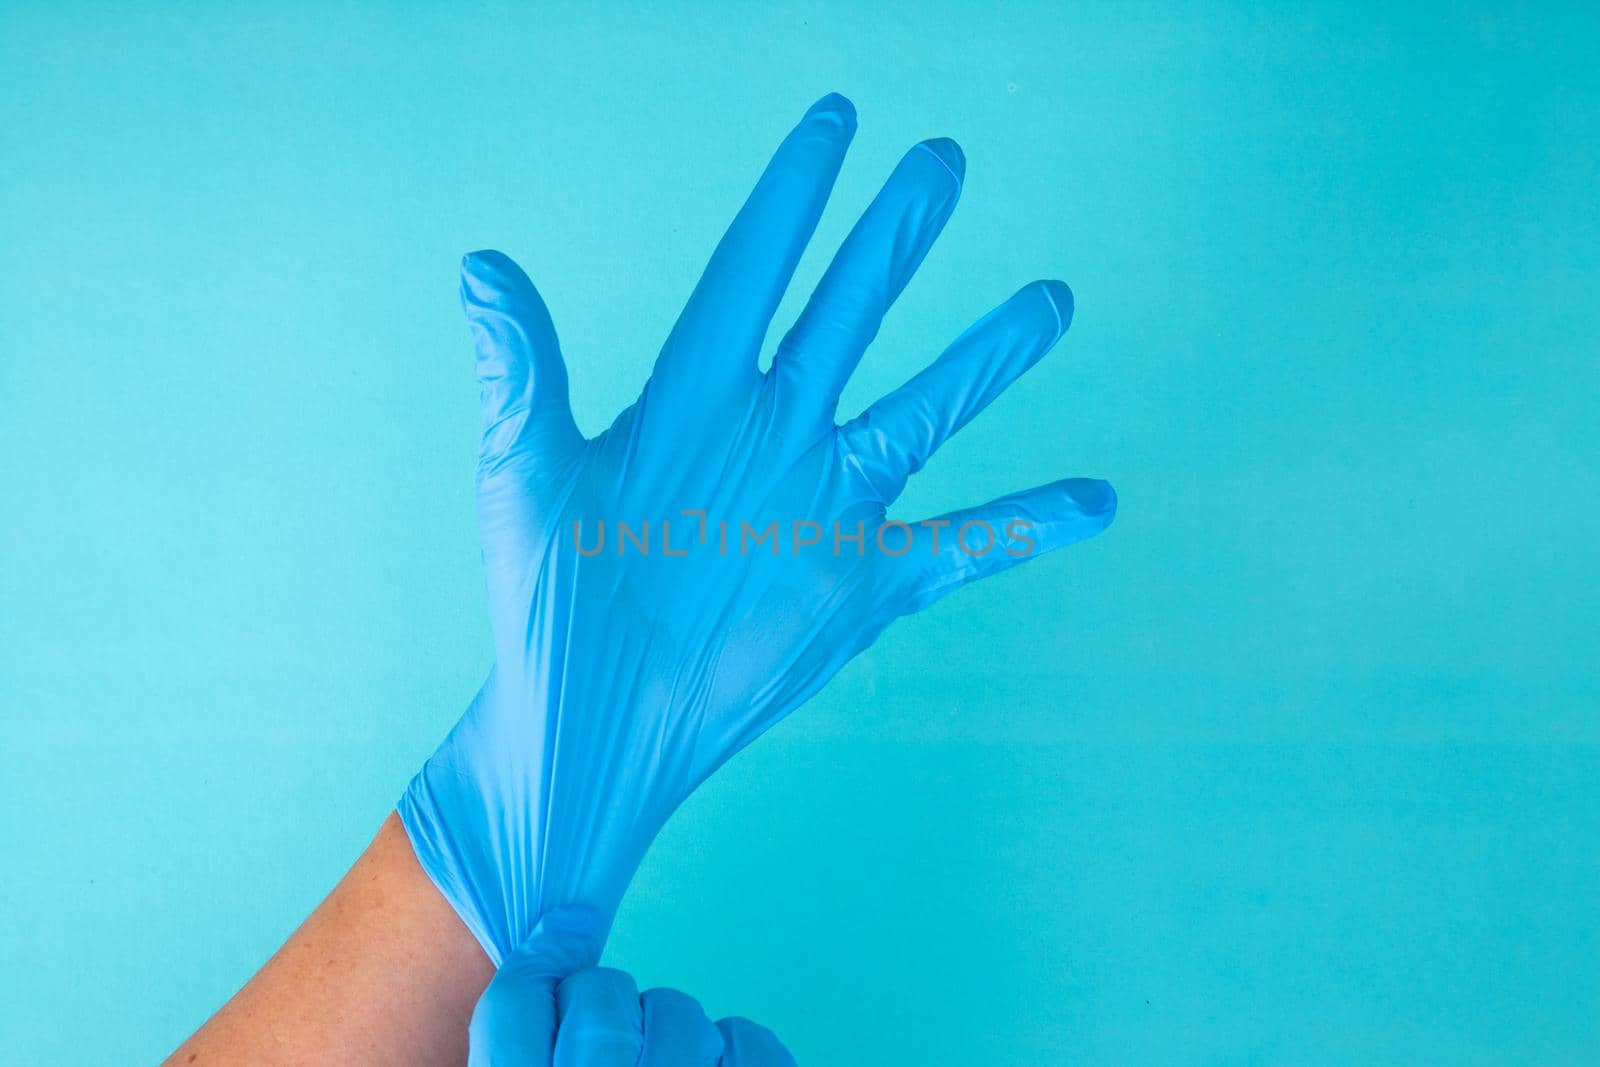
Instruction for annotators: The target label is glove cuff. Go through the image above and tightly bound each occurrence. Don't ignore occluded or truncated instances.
[397,760,509,966]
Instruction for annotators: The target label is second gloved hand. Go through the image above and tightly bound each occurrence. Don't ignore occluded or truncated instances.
[469,911,795,1066]
[400,93,1117,962]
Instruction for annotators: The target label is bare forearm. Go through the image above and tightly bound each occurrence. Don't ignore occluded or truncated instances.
[166,814,494,1066]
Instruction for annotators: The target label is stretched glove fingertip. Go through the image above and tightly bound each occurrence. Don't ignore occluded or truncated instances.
[1062,476,1116,520]
[1036,278,1074,338]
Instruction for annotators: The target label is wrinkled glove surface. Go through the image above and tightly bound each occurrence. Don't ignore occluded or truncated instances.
[400,93,1117,962]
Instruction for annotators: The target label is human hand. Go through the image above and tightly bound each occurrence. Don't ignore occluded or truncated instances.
[400,93,1116,962]
[469,912,795,1066]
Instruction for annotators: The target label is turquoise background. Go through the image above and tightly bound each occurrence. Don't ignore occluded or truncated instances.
[3,3,1597,1063]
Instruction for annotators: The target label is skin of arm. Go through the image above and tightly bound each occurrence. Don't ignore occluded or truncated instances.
[164,814,492,1066]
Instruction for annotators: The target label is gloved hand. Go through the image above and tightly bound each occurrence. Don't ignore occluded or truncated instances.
[400,93,1117,962]
[469,911,796,1066]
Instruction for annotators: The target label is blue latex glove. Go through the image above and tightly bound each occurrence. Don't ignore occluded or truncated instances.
[400,93,1116,962]
[468,911,795,1066]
